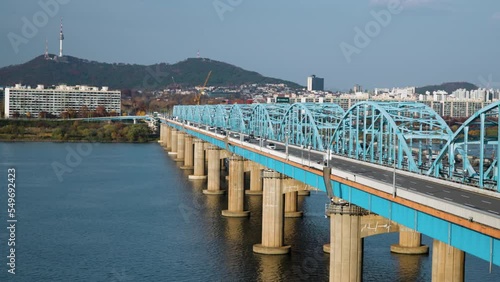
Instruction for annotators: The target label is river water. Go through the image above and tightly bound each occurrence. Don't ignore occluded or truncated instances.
[0,142,497,281]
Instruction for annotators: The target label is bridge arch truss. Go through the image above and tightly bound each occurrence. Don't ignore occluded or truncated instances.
[426,101,500,191]
[328,101,453,174]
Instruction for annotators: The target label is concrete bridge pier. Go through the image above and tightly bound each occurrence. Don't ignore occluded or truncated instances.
[159,124,165,145]
[246,161,263,195]
[330,208,364,282]
[390,226,429,254]
[203,144,225,195]
[222,155,250,217]
[253,170,291,255]
[165,126,172,151]
[431,239,465,282]
[284,191,302,218]
[181,135,194,170]
[189,138,207,180]
[168,129,178,156]
[174,132,185,162]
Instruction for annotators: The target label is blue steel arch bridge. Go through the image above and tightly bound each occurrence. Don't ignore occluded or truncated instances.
[174,101,500,193]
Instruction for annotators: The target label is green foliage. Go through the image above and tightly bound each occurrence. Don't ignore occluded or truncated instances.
[0,120,154,143]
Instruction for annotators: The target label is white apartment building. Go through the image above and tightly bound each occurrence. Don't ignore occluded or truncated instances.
[4,84,121,118]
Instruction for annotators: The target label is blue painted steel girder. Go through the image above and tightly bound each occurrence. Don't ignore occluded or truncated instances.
[329,101,453,173]
[427,101,500,191]
[248,104,287,140]
[279,103,345,151]
[228,104,253,134]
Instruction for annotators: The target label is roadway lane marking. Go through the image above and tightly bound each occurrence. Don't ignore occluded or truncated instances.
[425,185,433,189]
[461,195,470,199]
[488,210,500,215]
[443,190,450,193]
[426,192,434,196]
[410,181,417,184]
[382,174,388,177]
[464,203,475,208]
[409,187,416,191]
[444,197,453,201]
[482,200,492,204]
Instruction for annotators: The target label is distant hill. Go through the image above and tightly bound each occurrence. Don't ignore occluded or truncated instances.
[416,82,477,94]
[0,56,301,90]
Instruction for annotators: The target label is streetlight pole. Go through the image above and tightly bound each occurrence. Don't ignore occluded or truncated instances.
[301,145,304,165]
[285,133,289,160]
[393,132,397,198]
[308,144,312,167]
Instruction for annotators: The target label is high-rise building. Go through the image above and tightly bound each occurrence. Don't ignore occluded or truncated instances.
[4,84,121,118]
[353,84,363,93]
[307,75,324,91]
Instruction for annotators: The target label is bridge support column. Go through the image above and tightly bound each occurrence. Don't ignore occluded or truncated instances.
[159,124,165,145]
[431,239,464,282]
[246,161,263,195]
[203,144,225,195]
[253,170,290,255]
[189,139,207,180]
[181,135,194,170]
[174,132,185,162]
[284,191,302,218]
[330,208,364,282]
[165,126,172,151]
[390,226,429,254]
[168,129,178,156]
[222,155,249,217]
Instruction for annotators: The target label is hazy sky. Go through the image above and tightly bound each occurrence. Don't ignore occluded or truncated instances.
[1,0,500,90]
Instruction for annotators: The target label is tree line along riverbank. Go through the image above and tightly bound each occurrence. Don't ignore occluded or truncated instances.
[0,120,156,143]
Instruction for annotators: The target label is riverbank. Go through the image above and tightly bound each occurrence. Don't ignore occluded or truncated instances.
[0,120,157,143]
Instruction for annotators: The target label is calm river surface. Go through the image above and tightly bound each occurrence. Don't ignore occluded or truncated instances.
[0,142,498,281]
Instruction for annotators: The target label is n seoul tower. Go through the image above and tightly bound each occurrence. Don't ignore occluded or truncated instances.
[59,18,64,57]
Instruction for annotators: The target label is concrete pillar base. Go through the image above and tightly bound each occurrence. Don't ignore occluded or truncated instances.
[168,152,177,156]
[157,140,163,144]
[253,244,291,255]
[188,175,207,180]
[323,243,330,253]
[203,189,225,195]
[285,211,303,218]
[390,244,429,255]
[164,147,171,152]
[180,166,194,170]
[298,190,310,196]
[174,158,184,162]
[222,210,250,217]
[245,190,263,196]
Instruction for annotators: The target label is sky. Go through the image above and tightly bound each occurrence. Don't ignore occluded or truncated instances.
[1,0,500,90]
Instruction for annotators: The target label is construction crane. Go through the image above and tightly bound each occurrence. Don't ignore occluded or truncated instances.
[194,70,212,105]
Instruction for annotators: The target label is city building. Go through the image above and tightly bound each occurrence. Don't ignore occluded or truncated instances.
[4,84,121,118]
[307,75,324,91]
[353,84,363,93]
